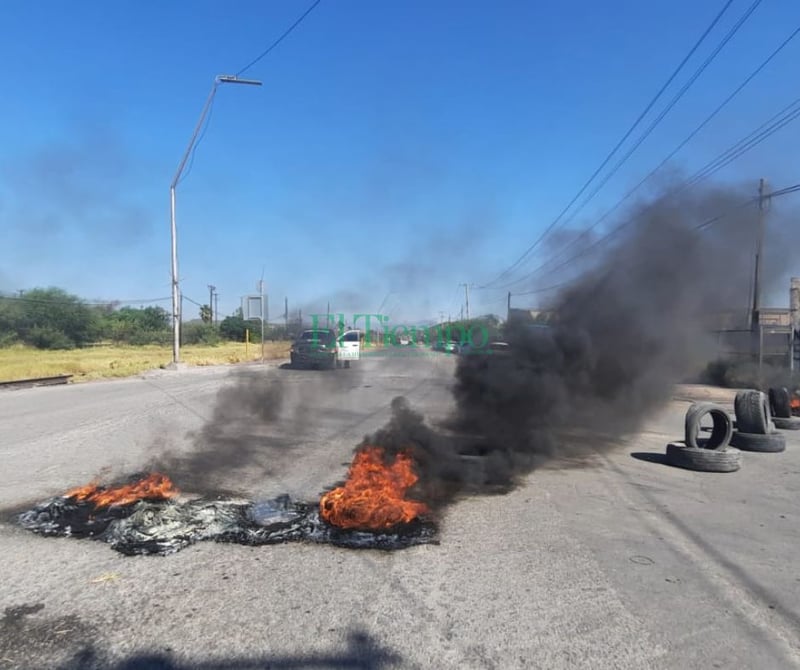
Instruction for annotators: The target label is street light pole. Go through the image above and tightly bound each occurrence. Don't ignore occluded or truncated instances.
[169,74,262,366]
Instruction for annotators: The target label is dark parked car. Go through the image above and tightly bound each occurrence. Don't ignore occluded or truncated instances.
[290,329,338,369]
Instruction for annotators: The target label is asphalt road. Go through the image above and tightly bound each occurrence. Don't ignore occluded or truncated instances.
[0,353,798,669]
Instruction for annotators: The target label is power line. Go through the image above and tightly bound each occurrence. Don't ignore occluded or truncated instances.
[769,183,800,198]
[175,1,322,187]
[685,102,800,188]
[514,180,799,294]
[558,0,764,231]
[0,294,172,306]
[506,180,800,305]
[532,24,800,275]
[236,0,322,77]
[480,0,736,289]
[177,93,216,186]
[505,88,800,290]
[182,295,204,308]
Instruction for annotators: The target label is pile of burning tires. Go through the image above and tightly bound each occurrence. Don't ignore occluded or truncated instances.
[665,387,797,472]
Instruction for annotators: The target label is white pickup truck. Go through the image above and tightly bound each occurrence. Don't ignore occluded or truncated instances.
[335,329,361,368]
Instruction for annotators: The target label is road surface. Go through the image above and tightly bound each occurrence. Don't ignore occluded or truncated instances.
[0,353,798,669]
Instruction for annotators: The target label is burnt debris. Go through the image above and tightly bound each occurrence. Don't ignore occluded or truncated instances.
[18,493,437,555]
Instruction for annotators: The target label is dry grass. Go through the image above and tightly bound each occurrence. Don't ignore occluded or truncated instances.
[0,342,291,383]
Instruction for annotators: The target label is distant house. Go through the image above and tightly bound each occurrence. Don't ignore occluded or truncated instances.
[507,308,555,325]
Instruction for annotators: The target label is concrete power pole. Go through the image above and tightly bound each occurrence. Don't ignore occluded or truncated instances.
[791,278,800,372]
[258,280,265,364]
[752,179,768,327]
[214,291,219,326]
[507,291,511,322]
[460,283,471,320]
[208,285,216,324]
[751,179,768,373]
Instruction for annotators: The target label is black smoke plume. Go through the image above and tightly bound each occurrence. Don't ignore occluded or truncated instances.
[360,184,798,504]
[148,366,363,495]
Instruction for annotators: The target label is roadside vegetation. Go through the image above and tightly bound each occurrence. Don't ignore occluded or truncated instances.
[0,287,293,382]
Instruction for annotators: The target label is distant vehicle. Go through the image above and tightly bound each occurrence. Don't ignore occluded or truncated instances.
[459,340,509,357]
[291,328,361,369]
[443,340,461,354]
[398,335,411,346]
[336,330,361,368]
[290,329,338,369]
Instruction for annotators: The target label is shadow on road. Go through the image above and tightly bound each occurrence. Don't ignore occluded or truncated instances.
[629,451,669,466]
[54,630,402,670]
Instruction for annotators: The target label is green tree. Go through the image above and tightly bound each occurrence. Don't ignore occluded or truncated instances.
[101,305,171,345]
[200,304,212,323]
[14,287,99,349]
[219,314,261,342]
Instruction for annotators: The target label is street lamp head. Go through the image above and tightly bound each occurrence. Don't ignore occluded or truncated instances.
[217,74,263,86]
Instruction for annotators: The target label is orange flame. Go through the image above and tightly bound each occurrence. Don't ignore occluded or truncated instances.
[319,446,429,530]
[65,473,178,509]
[791,397,800,410]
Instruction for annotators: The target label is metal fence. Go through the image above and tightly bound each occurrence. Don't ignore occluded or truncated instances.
[711,325,798,371]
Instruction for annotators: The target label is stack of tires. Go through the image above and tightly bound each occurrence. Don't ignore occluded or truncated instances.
[768,387,800,431]
[665,402,741,472]
[730,390,786,453]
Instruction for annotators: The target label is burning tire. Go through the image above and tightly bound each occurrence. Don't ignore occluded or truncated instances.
[734,390,771,434]
[684,402,732,450]
[730,430,786,452]
[773,416,800,430]
[769,387,792,418]
[665,442,741,472]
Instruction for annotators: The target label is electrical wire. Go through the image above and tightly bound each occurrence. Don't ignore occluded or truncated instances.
[236,0,322,76]
[0,294,172,306]
[177,93,217,186]
[502,180,799,306]
[686,104,800,188]
[503,90,800,290]
[558,0,764,230]
[177,1,322,187]
[768,183,800,197]
[182,295,204,308]
[479,0,736,289]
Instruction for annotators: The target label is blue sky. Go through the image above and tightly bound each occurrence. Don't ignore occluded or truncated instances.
[1,0,799,323]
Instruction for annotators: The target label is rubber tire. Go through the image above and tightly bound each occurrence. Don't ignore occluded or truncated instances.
[734,390,771,434]
[729,430,786,453]
[769,387,792,418]
[665,442,741,473]
[773,416,800,431]
[684,402,732,450]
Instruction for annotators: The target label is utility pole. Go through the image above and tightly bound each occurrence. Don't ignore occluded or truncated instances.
[752,178,768,376]
[460,283,472,320]
[752,178,767,326]
[258,280,265,364]
[507,291,511,322]
[214,291,219,326]
[168,74,262,367]
[208,285,216,324]
[790,278,800,372]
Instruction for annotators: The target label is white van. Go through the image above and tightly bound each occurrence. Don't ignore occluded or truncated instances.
[336,330,361,368]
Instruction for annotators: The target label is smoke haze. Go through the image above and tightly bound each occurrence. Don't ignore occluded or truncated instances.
[158,183,798,510]
[361,183,799,505]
